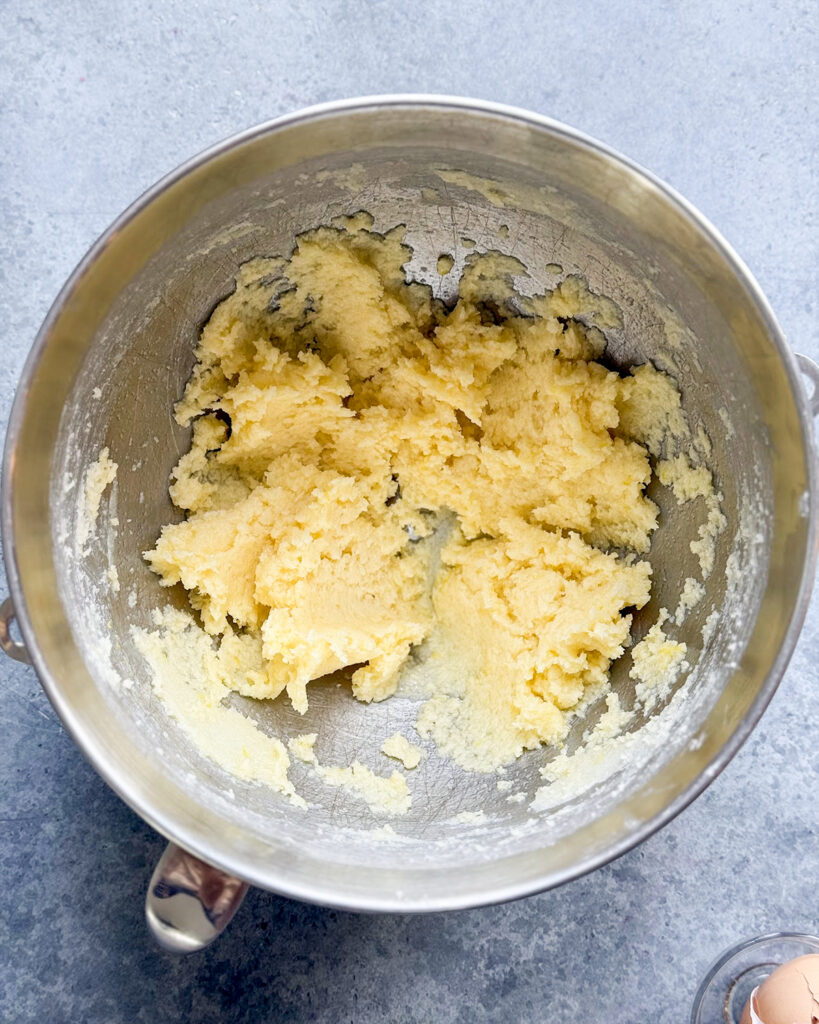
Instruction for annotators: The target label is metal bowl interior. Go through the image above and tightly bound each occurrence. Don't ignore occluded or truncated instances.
[3,97,815,911]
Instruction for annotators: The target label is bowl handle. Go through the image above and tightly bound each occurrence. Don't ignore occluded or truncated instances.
[797,353,819,417]
[0,596,32,664]
[145,842,249,953]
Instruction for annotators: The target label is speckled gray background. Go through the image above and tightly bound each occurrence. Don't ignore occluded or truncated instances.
[1,2,817,1022]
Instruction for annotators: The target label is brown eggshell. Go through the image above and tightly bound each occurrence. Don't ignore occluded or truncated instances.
[740,955,819,1024]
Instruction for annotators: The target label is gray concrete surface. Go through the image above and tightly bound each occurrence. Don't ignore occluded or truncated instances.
[1,1,817,1021]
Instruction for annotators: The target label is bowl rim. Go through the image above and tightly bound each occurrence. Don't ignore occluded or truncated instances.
[3,94,817,912]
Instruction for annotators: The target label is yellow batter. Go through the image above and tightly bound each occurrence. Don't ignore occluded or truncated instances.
[145,215,687,774]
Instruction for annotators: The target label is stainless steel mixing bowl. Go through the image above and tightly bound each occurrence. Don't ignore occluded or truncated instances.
[2,96,817,951]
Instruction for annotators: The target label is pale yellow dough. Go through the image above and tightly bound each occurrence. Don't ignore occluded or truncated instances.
[133,607,303,806]
[77,446,117,551]
[145,216,700,776]
[630,608,688,712]
[381,733,424,770]
[287,733,411,815]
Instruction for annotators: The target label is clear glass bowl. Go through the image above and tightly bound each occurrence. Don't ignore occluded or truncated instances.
[691,933,819,1023]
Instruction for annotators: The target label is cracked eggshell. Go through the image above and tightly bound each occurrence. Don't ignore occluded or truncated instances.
[740,955,819,1024]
